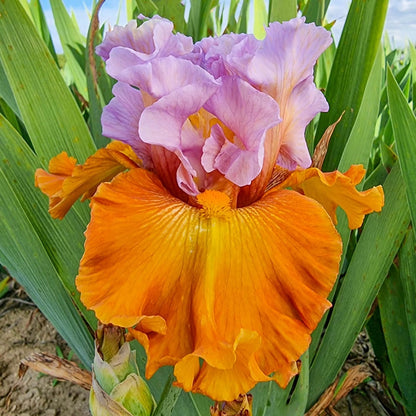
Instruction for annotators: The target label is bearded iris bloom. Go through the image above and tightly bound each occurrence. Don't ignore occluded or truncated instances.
[35,16,384,402]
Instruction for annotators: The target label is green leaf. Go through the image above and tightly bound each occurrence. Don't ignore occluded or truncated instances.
[0,97,22,136]
[317,0,388,171]
[49,0,88,98]
[235,0,250,34]
[0,116,94,366]
[338,47,383,172]
[387,66,416,242]
[308,162,411,408]
[409,42,416,109]
[399,230,416,372]
[223,0,237,33]
[335,44,383,246]
[379,257,416,414]
[186,0,217,40]
[380,140,398,169]
[309,46,383,358]
[0,0,96,166]
[17,0,32,17]
[173,393,213,416]
[152,373,182,416]
[251,351,309,416]
[378,58,411,120]
[0,114,96,328]
[268,0,296,23]
[0,196,94,367]
[126,0,136,20]
[135,0,186,34]
[253,0,267,39]
[160,0,186,34]
[303,0,331,25]
[366,308,401,403]
[29,0,58,63]
[363,163,389,191]
[133,0,158,19]
[0,60,20,118]
[278,366,308,416]
[223,0,250,34]
[314,41,336,91]
[0,276,10,298]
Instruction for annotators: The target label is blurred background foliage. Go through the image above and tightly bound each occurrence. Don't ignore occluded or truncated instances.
[0,0,415,414]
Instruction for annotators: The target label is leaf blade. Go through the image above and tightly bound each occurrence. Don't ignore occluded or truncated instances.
[0,118,94,366]
[268,0,296,23]
[317,0,388,171]
[0,114,96,327]
[0,0,96,166]
[49,0,88,98]
[379,258,416,414]
[387,66,416,242]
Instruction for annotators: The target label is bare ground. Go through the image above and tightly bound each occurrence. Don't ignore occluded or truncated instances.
[0,297,89,416]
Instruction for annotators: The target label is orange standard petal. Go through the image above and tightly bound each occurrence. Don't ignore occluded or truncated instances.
[279,164,384,229]
[35,141,141,219]
[76,168,342,401]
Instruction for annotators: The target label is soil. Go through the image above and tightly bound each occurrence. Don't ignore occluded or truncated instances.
[0,281,401,416]
[333,331,395,416]
[0,302,90,416]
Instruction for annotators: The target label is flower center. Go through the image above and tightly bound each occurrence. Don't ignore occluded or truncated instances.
[197,190,232,218]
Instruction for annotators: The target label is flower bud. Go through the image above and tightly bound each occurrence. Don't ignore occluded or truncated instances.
[89,324,155,416]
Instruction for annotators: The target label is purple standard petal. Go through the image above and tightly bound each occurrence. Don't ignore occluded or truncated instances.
[202,124,264,187]
[96,16,193,62]
[234,17,332,97]
[138,59,220,195]
[101,82,152,167]
[107,55,218,100]
[228,17,331,172]
[277,76,329,170]
[203,76,280,187]
[194,33,259,79]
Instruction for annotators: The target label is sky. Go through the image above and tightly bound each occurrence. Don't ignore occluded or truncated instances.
[39,0,416,52]
[326,0,416,48]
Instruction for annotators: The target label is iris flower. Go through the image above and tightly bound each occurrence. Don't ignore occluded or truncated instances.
[35,16,384,401]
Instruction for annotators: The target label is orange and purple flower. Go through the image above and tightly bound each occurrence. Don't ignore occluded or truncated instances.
[35,16,384,401]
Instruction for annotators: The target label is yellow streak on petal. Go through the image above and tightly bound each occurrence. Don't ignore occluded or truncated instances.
[188,108,245,150]
[189,108,215,139]
[280,165,384,229]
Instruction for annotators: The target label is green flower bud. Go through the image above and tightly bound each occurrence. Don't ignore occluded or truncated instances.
[89,324,155,416]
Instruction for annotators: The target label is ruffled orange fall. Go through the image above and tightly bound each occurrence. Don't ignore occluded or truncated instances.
[35,142,384,401]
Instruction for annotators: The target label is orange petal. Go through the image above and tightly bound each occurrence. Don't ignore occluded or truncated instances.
[280,165,384,229]
[174,329,270,401]
[76,168,342,400]
[34,141,141,219]
[35,151,77,204]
